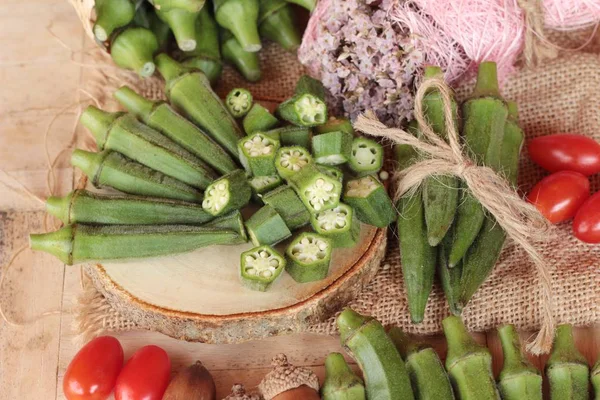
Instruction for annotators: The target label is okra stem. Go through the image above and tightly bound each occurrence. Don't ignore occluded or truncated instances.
[155,7,199,51]
[180,6,222,84]
[93,0,135,42]
[258,0,301,52]
[150,0,205,13]
[220,29,262,82]
[213,0,262,52]
[110,27,158,77]
[546,324,589,400]
[321,353,366,400]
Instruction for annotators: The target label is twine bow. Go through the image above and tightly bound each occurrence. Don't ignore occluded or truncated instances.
[355,77,556,354]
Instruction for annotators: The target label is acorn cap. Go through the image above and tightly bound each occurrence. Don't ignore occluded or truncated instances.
[258,354,319,400]
[224,384,263,400]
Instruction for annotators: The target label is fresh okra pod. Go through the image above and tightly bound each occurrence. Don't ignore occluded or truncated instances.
[249,174,282,200]
[180,5,222,83]
[134,2,172,51]
[285,232,332,282]
[226,88,254,118]
[220,29,262,82]
[245,204,292,246]
[110,27,159,77]
[288,163,342,213]
[71,149,203,203]
[316,117,354,136]
[204,210,248,244]
[258,0,301,52]
[155,54,244,158]
[501,101,524,186]
[312,130,353,165]
[265,126,312,149]
[243,104,279,134]
[81,107,217,189]
[283,0,316,12]
[546,324,589,400]
[437,230,463,316]
[348,137,383,176]
[388,327,455,400]
[442,316,500,400]
[337,308,415,400]
[155,6,199,51]
[93,0,135,42]
[149,0,205,13]
[497,324,542,400]
[30,224,241,265]
[238,132,280,176]
[202,169,252,216]
[46,189,214,225]
[262,185,310,230]
[592,359,600,400]
[274,146,312,179]
[310,203,360,248]
[213,0,261,52]
[240,245,286,291]
[114,86,237,175]
[321,352,366,400]
[344,175,395,228]
[277,75,328,127]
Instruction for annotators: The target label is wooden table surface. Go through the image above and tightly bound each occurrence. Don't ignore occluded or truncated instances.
[1,1,598,399]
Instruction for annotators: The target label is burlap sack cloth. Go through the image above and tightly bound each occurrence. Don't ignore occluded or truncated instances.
[73,25,600,341]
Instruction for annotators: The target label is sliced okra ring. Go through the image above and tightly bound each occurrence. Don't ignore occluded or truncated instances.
[312,131,353,165]
[245,205,292,246]
[262,185,311,230]
[285,232,332,283]
[238,133,280,177]
[249,174,283,201]
[243,104,279,134]
[343,175,396,228]
[317,164,344,184]
[289,164,342,213]
[202,169,252,216]
[204,210,248,244]
[277,94,327,127]
[240,245,286,292]
[275,146,312,180]
[315,116,355,136]
[226,88,254,118]
[348,137,384,176]
[310,203,360,248]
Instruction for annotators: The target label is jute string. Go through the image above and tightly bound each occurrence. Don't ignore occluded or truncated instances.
[354,76,556,354]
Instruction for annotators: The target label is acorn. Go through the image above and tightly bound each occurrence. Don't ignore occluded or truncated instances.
[224,384,263,400]
[163,360,216,400]
[258,354,320,400]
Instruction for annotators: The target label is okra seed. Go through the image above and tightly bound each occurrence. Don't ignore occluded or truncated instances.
[246,268,257,275]
[261,270,272,278]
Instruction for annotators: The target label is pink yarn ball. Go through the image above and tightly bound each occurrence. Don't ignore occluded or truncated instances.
[543,0,600,30]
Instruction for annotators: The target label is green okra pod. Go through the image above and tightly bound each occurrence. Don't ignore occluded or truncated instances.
[46,189,213,225]
[388,327,455,400]
[71,149,203,202]
[344,175,395,228]
[110,27,159,77]
[288,163,342,213]
[546,324,590,400]
[283,0,315,12]
[265,126,312,149]
[321,352,366,400]
[202,169,252,216]
[155,54,244,158]
[438,230,463,316]
[277,75,328,127]
[81,107,217,189]
[30,224,242,265]
[245,204,292,246]
[316,117,354,136]
[274,146,312,179]
[285,232,332,282]
[180,6,222,83]
[249,174,282,200]
[310,203,360,248]
[443,316,500,400]
[262,185,310,230]
[238,132,280,176]
[149,0,205,13]
[220,29,261,82]
[592,358,600,400]
[497,324,542,400]
[213,0,261,52]
[204,210,248,244]
[226,88,254,118]
[134,2,172,51]
[258,0,301,52]
[337,308,415,400]
[312,130,353,165]
[114,86,237,175]
[348,137,383,177]
[155,6,199,51]
[93,0,136,42]
[240,245,285,291]
[501,101,524,186]
[243,104,279,134]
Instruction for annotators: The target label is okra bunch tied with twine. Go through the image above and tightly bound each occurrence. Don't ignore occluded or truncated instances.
[356,61,556,354]
[30,70,398,295]
[89,0,310,83]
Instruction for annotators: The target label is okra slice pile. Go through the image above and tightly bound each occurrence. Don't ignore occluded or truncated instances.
[202,169,252,216]
[265,126,312,149]
[285,232,332,283]
[238,133,280,177]
[289,164,342,213]
[344,175,396,228]
[310,203,360,248]
[312,130,353,165]
[348,137,384,176]
[262,185,311,230]
[226,88,254,118]
[317,165,344,184]
[245,205,292,246]
[277,75,328,127]
[243,104,279,134]
[240,245,286,291]
[275,146,312,179]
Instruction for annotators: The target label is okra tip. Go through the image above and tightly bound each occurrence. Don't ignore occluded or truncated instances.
[29,226,73,265]
[113,86,155,119]
[80,106,121,148]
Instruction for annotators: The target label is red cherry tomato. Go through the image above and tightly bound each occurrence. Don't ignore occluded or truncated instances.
[115,345,171,400]
[528,134,600,176]
[63,336,124,400]
[573,190,600,243]
[527,171,590,223]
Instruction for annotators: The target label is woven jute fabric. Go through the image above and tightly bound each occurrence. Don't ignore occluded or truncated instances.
[70,3,600,339]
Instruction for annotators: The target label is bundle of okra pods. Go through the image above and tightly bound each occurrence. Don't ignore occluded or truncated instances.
[392,62,526,323]
[92,0,310,82]
[30,60,396,292]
